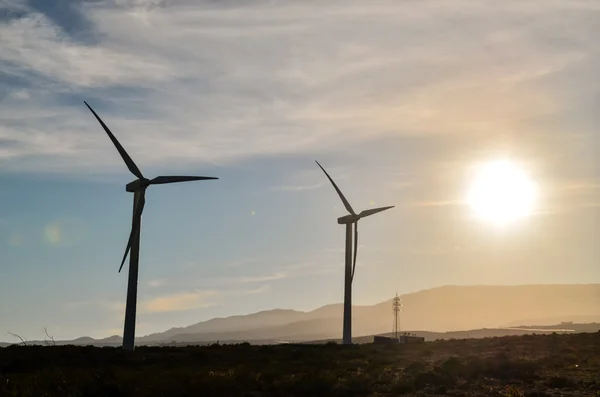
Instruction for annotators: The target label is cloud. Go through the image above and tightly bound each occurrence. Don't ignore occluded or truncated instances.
[386,181,413,191]
[537,179,600,214]
[141,290,218,313]
[555,180,600,193]
[68,290,218,315]
[226,258,261,268]
[66,300,125,313]
[269,182,324,192]
[268,166,347,193]
[239,285,270,295]
[0,1,596,173]
[8,233,24,246]
[410,200,464,208]
[276,258,340,277]
[172,256,339,290]
[237,272,286,284]
[147,279,165,287]
[97,328,122,337]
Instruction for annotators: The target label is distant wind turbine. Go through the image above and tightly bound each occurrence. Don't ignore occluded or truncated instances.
[84,101,218,351]
[316,161,394,345]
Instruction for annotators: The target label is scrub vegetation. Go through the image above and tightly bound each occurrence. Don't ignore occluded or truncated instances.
[1,332,598,397]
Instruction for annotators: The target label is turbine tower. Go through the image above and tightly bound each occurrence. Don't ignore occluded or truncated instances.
[315,161,394,345]
[84,101,218,351]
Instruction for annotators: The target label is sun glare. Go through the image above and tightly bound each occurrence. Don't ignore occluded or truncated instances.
[467,159,537,226]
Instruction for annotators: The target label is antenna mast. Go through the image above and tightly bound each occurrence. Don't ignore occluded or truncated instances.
[392,292,402,340]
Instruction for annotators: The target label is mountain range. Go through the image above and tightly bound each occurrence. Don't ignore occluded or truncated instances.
[2,284,599,347]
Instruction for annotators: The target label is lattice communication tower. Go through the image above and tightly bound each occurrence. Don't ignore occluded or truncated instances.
[392,292,402,339]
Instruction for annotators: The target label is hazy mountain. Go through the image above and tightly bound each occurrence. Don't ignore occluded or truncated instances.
[378,284,599,332]
[5,323,599,348]
[503,315,600,327]
[165,318,341,343]
[140,284,600,341]
[137,284,600,343]
[305,324,600,344]
[2,284,598,346]
[137,309,306,342]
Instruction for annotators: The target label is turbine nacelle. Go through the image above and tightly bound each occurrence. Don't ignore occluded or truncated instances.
[126,178,150,192]
[337,206,396,224]
[337,214,360,224]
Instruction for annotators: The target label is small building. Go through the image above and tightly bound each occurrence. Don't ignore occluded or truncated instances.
[398,335,425,344]
[373,334,425,345]
[373,336,399,344]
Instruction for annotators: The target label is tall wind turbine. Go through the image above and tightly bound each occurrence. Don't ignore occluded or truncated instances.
[84,101,218,351]
[316,161,393,345]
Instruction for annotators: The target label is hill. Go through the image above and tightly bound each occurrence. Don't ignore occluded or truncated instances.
[137,283,600,344]
[2,284,598,346]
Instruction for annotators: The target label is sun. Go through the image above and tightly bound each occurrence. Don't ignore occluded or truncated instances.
[466,159,537,226]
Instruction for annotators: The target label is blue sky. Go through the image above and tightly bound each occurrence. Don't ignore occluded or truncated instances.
[0,0,599,341]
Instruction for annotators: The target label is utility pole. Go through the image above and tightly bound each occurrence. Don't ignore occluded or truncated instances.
[392,293,402,340]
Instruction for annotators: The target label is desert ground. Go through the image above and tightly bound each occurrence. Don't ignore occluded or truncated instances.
[1,332,598,397]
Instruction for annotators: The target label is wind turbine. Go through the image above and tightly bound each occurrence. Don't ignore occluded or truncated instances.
[315,161,393,345]
[84,101,218,351]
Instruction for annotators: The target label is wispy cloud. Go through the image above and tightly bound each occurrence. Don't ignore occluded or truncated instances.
[66,300,125,313]
[268,166,348,193]
[535,179,600,214]
[225,258,262,268]
[147,279,166,288]
[555,180,600,193]
[277,258,340,277]
[67,290,219,315]
[165,254,340,291]
[410,200,464,208]
[97,328,122,337]
[386,181,413,191]
[239,285,270,295]
[141,290,218,313]
[269,182,324,192]
[229,256,342,284]
[237,272,287,284]
[1,1,595,173]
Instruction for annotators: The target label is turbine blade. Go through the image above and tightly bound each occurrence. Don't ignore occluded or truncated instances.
[84,101,144,180]
[358,206,394,219]
[149,176,218,185]
[118,192,146,273]
[315,161,355,215]
[351,221,358,283]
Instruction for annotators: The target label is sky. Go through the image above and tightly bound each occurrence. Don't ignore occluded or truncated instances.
[0,0,599,341]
